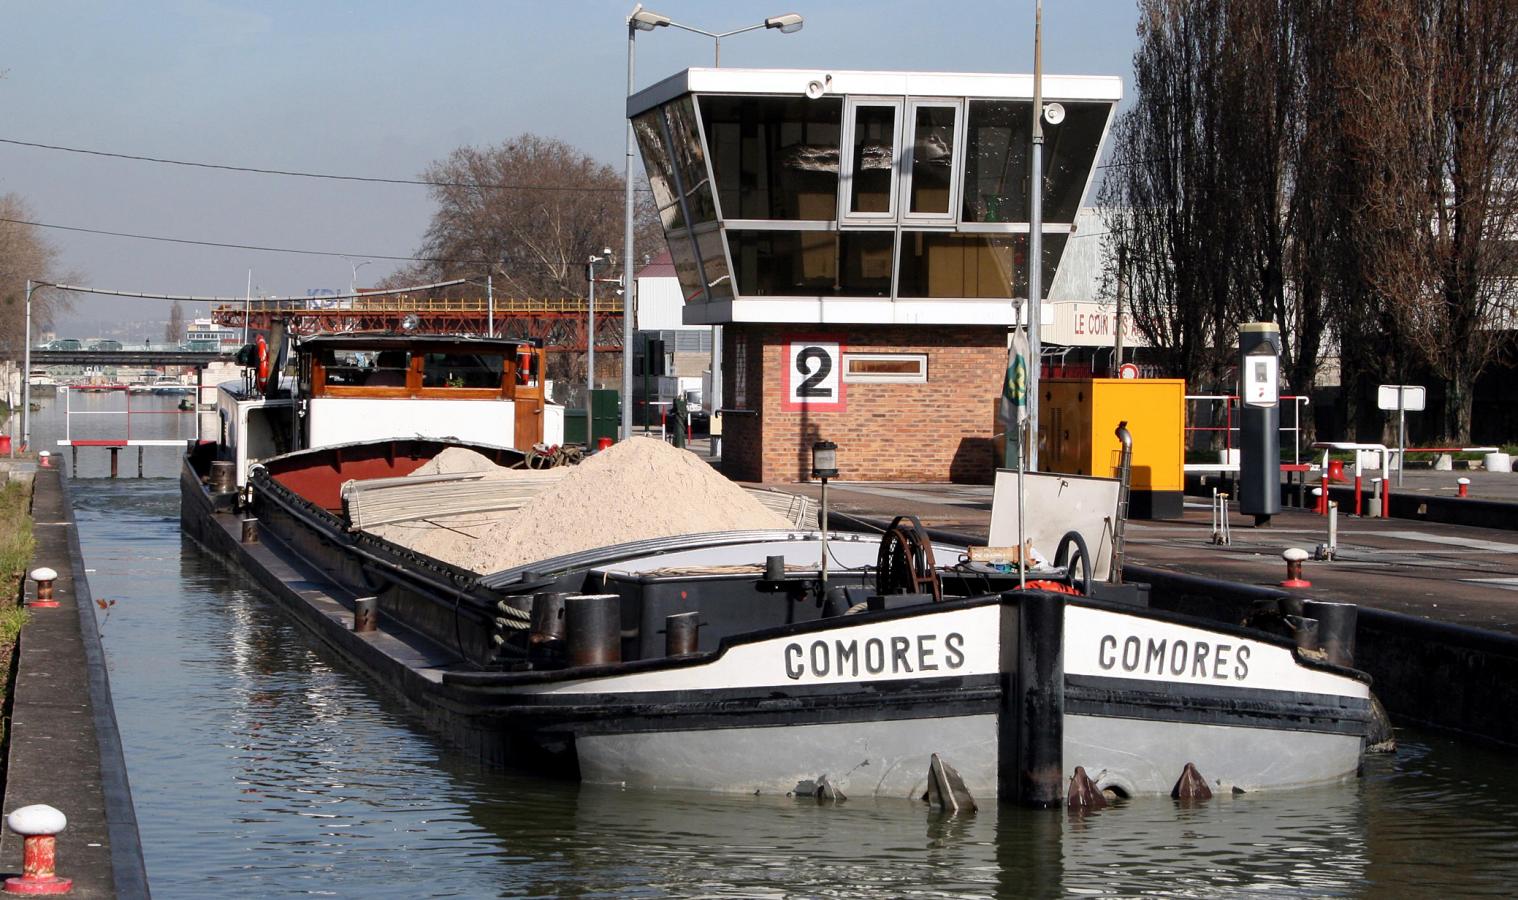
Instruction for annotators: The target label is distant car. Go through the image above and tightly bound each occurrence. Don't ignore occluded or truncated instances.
[47,339,82,351]
[90,340,123,351]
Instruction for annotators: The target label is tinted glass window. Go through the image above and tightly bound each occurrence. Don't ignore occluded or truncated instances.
[909,106,956,215]
[1042,102,1111,223]
[665,97,718,225]
[897,232,1067,299]
[694,228,733,300]
[729,230,893,297]
[850,104,897,214]
[962,100,1032,223]
[633,109,684,230]
[421,352,504,388]
[699,96,842,221]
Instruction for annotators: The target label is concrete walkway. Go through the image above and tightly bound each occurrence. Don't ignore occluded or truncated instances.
[753,472,1518,638]
[0,465,148,898]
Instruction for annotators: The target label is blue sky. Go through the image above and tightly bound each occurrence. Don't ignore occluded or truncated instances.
[0,1,1140,331]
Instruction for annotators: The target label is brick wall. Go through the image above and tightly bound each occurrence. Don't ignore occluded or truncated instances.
[722,324,1005,484]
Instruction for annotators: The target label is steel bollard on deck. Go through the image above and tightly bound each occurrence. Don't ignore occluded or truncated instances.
[4,804,72,895]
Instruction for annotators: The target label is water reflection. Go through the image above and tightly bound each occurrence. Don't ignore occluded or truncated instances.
[28,395,1518,897]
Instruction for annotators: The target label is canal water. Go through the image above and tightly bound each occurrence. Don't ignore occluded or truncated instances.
[24,392,1518,897]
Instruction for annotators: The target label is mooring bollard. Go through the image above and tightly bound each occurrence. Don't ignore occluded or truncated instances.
[1458,476,1470,498]
[565,594,621,667]
[1303,599,1358,668]
[27,568,58,609]
[352,596,377,633]
[36,451,50,470]
[108,446,119,479]
[665,611,701,657]
[1280,548,1311,588]
[209,460,236,494]
[240,517,259,544]
[1313,486,1325,516]
[4,804,72,895]
[1381,476,1391,518]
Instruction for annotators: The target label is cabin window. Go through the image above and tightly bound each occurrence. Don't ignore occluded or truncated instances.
[421,352,505,389]
[323,349,411,387]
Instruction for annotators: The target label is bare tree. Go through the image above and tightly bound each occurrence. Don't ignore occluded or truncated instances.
[0,194,73,359]
[1337,0,1518,442]
[164,300,186,345]
[389,134,660,298]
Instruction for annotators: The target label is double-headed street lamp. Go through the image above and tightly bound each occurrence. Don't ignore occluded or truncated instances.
[622,5,803,439]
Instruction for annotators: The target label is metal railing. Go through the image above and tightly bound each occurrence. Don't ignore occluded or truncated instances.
[218,295,623,315]
[1185,394,1311,468]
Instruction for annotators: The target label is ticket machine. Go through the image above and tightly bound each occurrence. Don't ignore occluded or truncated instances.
[1238,323,1281,524]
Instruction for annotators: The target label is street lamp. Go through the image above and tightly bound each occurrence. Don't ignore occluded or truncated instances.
[341,256,372,295]
[587,249,613,408]
[622,4,804,439]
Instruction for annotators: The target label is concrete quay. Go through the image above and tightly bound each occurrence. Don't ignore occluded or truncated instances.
[753,469,1518,748]
[0,465,148,898]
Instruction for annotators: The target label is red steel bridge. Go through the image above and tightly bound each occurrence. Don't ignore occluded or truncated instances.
[212,296,626,353]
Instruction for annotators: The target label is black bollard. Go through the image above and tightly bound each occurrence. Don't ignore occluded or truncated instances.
[566,594,621,667]
[1303,600,1357,668]
[353,596,378,633]
[665,611,700,656]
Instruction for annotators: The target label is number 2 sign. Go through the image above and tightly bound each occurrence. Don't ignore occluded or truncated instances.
[782,338,846,412]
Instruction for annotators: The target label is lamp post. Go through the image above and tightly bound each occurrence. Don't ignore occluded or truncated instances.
[21,280,32,453]
[341,256,372,295]
[1026,0,1044,471]
[587,250,613,407]
[811,440,838,588]
[624,5,804,439]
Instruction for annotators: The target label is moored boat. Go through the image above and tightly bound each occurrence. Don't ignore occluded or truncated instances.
[181,330,1376,805]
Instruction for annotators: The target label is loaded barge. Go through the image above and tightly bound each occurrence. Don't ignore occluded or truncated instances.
[182,330,1376,805]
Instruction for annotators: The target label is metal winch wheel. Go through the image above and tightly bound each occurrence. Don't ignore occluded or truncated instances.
[876,515,943,603]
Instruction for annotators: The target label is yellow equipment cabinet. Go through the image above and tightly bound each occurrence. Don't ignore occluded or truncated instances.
[1038,378,1186,519]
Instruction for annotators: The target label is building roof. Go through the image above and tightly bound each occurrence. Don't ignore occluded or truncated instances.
[637,250,676,280]
[630,67,1124,117]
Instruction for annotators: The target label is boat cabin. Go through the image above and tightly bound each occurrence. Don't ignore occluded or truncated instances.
[215,334,564,486]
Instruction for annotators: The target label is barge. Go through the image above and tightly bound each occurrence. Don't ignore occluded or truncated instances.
[182,331,1375,805]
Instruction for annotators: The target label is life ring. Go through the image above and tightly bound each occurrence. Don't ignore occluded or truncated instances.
[255,335,270,383]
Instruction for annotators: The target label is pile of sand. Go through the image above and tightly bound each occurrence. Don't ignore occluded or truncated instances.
[369,438,792,573]
[408,446,519,478]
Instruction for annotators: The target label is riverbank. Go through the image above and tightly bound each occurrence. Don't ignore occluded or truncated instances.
[0,463,148,897]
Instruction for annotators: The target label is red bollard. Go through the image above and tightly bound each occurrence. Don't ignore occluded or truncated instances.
[1281,548,1311,588]
[27,568,58,609]
[1319,474,1329,514]
[1354,474,1363,517]
[36,452,50,469]
[4,804,72,895]
[1458,477,1470,498]
[1382,478,1391,517]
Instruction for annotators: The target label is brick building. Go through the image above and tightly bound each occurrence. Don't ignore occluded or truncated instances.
[629,68,1120,482]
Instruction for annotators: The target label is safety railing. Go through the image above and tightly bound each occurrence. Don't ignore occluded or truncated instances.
[1185,394,1311,469]
[58,385,201,447]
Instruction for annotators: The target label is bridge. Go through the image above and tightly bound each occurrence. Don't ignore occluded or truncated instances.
[31,349,234,367]
[211,295,625,353]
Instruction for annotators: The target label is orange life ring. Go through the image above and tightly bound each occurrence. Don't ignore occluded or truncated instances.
[255,335,270,383]
[1017,579,1081,595]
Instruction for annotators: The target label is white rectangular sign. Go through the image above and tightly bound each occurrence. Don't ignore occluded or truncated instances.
[1377,384,1425,411]
[1243,355,1279,406]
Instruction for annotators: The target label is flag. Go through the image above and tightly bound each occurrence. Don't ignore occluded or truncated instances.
[1002,330,1029,468]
